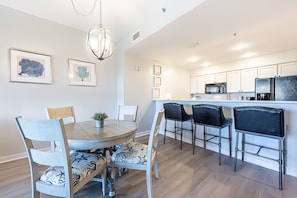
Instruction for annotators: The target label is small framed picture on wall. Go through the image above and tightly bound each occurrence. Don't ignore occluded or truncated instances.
[68,59,96,86]
[153,64,162,75]
[152,87,160,99]
[153,76,161,87]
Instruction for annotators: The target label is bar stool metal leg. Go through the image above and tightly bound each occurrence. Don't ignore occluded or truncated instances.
[279,139,283,190]
[219,129,222,165]
[228,125,232,157]
[164,119,168,144]
[174,121,177,140]
[234,132,239,171]
[193,124,196,155]
[203,126,206,149]
[283,138,286,174]
[241,133,245,161]
[180,122,183,150]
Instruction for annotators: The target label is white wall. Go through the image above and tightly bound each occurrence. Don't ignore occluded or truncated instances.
[0,6,118,162]
[123,53,190,133]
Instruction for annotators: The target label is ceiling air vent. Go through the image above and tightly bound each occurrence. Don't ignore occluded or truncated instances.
[132,30,141,42]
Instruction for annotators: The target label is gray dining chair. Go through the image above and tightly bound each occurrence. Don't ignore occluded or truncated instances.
[16,117,107,197]
[110,110,164,198]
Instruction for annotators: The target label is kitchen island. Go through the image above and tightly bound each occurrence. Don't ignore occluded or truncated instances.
[154,99,297,178]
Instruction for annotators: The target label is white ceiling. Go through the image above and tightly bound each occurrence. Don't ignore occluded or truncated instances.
[1,0,297,70]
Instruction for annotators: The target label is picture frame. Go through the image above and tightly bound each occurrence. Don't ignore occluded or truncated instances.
[153,76,161,87]
[10,49,52,84]
[68,59,96,86]
[153,64,162,75]
[152,87,160,99]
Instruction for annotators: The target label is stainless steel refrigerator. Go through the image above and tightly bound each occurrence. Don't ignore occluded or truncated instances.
[255,75,297,101]
[275,75,297,101]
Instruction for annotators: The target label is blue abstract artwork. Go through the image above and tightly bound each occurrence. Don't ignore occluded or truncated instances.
[76,66,89,81]
[18,58,45,77]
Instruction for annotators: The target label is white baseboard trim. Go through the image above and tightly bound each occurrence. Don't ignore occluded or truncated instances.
[0,147,50,164]
[160,130,297,177]
[135,130,150,137]
[0,152,27,164]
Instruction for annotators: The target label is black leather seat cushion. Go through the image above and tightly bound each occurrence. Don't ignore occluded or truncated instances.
[233,106,284,137]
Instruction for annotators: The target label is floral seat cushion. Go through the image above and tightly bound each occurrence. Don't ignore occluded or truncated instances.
[111,141,151,165]
[40,152,106,186]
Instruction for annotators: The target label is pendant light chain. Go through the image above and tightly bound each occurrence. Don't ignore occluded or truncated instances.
[71,0,98,16]
[99,0,102,26]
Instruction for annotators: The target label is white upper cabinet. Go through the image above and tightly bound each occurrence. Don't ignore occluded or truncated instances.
[190,76,198,94]
[197,75,206,93]
[215,72,227,83]
[227,70,241,92]
[205,72,226,84]
[241,68,258,92]
[258,65,277,78]
[227,68,257,93]
[278,62,297,76]
[190,75,206,94]
[205,74,216,84]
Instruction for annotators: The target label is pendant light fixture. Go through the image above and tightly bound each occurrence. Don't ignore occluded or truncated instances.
[87,0,115,61]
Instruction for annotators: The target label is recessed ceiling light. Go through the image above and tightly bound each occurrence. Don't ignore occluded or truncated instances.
[201,62,210,67]
[241,52,255,58]
[187,57,199,63]
[231,43,249,51]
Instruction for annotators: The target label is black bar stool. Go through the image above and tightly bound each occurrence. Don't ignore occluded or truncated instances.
[192,104,232,165]
[163,103,193,150]
[233,106,285,190]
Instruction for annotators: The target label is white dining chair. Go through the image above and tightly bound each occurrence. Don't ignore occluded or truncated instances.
[16,117,107,198]
[110,110,164,198]
[118,105,138,122]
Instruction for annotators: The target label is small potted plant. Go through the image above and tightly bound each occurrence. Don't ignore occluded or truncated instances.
[92,112,108,128]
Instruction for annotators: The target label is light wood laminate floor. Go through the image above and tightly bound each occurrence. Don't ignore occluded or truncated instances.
[1,135,297,198]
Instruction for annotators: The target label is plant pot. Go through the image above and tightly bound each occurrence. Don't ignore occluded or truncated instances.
[96,120,104,128]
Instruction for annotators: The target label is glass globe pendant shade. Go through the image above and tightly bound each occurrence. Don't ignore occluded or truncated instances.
[87,25,115,61]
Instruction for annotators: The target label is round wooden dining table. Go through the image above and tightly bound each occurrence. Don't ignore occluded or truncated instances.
[65,119,137,150]
[64,119,137,197]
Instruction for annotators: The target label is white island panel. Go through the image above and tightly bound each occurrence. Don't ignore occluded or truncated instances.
[154,99,297,177]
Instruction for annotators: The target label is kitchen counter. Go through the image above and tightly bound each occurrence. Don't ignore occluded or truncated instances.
[153,99,297,177]
[153,98,297,104]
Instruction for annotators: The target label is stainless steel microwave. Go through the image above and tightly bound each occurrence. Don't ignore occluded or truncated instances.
[205,83,227,94]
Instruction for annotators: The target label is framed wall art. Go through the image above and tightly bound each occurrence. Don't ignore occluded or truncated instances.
[152,87,160,99]
[153,64,162,75]
[68,59,96,86]
[153,76,161,87]
[10,49,52,84]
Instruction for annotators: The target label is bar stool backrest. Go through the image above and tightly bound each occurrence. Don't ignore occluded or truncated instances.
[192,104,225,127]
[163,103,189,121]
[233,106,284,137]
